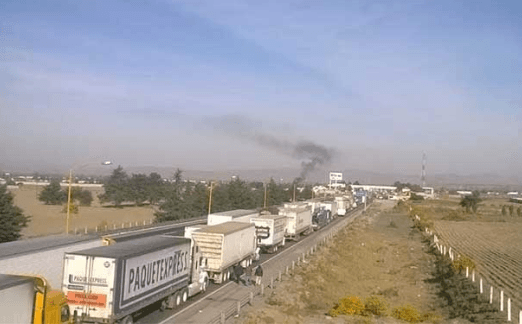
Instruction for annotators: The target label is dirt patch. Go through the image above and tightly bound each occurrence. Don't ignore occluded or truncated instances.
[11,185,155,237]
[237,202,443,324]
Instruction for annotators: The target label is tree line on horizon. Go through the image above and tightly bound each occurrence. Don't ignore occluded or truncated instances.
[98,166,315,222]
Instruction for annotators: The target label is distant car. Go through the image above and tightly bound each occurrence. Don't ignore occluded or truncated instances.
[101,161,113,165]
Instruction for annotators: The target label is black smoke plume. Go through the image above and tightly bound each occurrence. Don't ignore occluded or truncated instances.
[210,115,334,183]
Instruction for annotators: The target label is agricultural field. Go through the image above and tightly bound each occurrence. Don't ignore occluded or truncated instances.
[434,221,522,316]
[10,185,156,238]
[411,196,522,320]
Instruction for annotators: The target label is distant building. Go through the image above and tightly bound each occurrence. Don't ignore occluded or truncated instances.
[456,191,473,197]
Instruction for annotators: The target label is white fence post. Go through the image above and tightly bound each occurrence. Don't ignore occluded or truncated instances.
[480,278,483,294]
[507,298,511,321]
[501,291,504,311]
[472,270,475,282]
[490,286,493,304]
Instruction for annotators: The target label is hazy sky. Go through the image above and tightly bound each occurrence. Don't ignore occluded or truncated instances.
[1,0,520,178]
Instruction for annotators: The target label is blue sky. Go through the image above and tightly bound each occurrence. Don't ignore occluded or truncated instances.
[0,0,520,179]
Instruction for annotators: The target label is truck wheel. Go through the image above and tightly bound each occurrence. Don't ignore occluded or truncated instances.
[281,237,286,247]
[202,277,209,292]
[120,316,133,324]
[182,288,189,303]
[160,298,168,312]
[166,294,175,309]
[175,292,182,307]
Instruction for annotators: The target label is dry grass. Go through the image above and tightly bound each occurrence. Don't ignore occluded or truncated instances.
[238,201,441,324]
[11,185,156,238]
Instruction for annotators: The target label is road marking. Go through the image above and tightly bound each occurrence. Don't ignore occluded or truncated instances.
[157,282,234,324]
[157,208,366,324]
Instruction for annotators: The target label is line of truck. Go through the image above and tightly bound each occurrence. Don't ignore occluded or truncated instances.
[1,196,360,324]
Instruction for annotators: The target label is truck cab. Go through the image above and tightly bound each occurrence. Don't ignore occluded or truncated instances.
[0,274,70,324]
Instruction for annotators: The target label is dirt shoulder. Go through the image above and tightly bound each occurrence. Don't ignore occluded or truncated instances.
[236,202,442,324]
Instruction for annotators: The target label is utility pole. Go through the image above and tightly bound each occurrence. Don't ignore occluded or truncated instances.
[208,182,214,215]
[264,183,267,209]
[66,170,72,235]
[293,184,296,202]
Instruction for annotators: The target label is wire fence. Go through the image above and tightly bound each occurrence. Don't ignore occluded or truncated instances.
[204,207,364,324]
[415,214,522,324]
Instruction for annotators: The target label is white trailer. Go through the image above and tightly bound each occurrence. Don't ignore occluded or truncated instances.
[279,203,313,241]
[207,209,258,225]
[335,197,347,216]
[250,214,287,253]
[188,222,256,284]
[320,201,338,218]
[62,236,207,324]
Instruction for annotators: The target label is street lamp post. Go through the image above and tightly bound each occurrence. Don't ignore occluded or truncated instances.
[66,170,73,235]
[208,181,214,216]
[66,160,113,235]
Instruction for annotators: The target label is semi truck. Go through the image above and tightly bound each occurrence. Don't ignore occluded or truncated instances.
[0,274,70,324]
[250,214,287,253]
[279,203,313,241]
[312,207,330,230]
[186,222,257,284]
[207,209,258,225]
[62,236,208,324]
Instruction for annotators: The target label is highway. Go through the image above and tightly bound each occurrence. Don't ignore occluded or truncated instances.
[0,217,206,289]
[132,206,366,324]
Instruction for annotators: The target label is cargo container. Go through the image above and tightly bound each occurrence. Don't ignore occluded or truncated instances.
[62,236,207,324]
[188,222,256,284]
[279,203,313,241]
[320,201,338,218]
[207,209,258,226]
[0,274,70,324]
[335,197,348,216]
[250,214,287,253]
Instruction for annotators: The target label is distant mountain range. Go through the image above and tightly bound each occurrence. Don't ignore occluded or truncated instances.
[2,164,520,190]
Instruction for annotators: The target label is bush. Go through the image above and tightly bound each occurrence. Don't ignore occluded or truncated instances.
[328,296,365,317]
[392,304,421,323]
[363,296,388,316]
[410,193,424,201]
[452,256,475,274]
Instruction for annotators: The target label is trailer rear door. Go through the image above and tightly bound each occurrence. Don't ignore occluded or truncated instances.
[62,254,116,319]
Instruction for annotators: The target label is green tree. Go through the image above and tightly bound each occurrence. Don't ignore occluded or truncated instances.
[155,189,197,222]
[128,173,148,205]
[210,182,231,213]
[517,207,521,217]
[72,187,93,206]
[502,205,508,216]
[186,182,209,216]
[146,172,165,206]
[173,168,183,196]
[39,180,66,205]
[99,166,129,206]
[227,177,256,209]
[266,178,286,206]
[0,185,31,242]
[460,192,481,214]
[509,205,514,217]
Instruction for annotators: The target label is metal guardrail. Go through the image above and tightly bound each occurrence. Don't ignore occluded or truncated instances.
[69,216,207,237]
[204,205,367,324]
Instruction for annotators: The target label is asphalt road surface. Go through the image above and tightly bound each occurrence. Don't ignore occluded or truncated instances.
[134,205,366,324]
